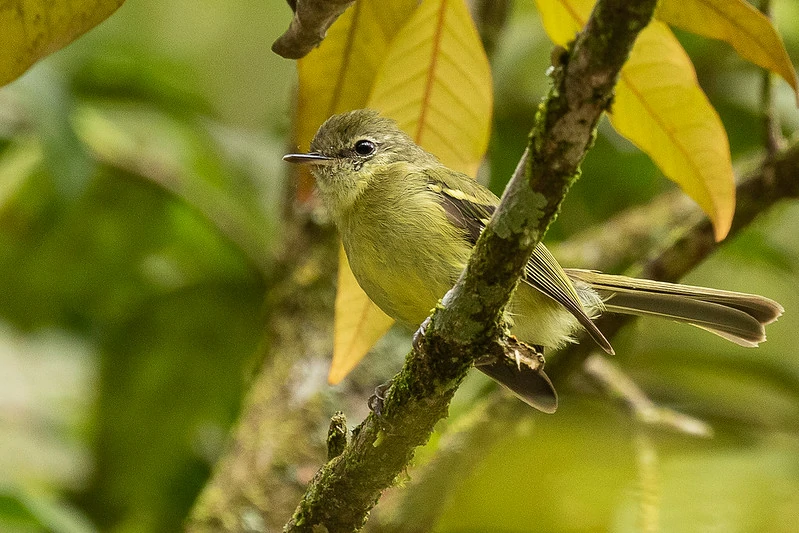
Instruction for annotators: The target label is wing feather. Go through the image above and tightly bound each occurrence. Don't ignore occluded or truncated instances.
[423,168,613,354]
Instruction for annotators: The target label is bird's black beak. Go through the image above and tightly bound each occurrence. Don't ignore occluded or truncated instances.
[283,152,334,165]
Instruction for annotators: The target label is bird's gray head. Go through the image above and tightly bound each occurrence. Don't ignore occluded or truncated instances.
[284,109,436,214]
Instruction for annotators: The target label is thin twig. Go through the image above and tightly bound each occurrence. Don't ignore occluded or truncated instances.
[634,431,661,533]
[759,0,783,157]
[584,353,713,437]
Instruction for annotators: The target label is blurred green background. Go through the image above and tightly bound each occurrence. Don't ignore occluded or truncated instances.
[1,1,798,532]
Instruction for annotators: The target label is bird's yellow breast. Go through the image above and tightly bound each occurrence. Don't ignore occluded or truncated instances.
[338,174,471,326]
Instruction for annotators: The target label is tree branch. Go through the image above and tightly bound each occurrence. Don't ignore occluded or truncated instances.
[284,1,658,530]
[272,0,355,59]
[367,139,799,532]
[552,189,702,273]
[187,220,341,533]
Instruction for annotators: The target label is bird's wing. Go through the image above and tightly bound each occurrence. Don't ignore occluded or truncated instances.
[422,167,613,353]
[526,244,613,353]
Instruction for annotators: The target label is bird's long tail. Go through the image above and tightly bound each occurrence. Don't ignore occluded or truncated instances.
[566,269,784,347]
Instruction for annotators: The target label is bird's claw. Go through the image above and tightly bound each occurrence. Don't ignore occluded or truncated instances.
[368,381,392,418]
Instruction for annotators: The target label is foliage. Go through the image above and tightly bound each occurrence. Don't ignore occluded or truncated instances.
[300,0,797,396]
[0,0,797,532]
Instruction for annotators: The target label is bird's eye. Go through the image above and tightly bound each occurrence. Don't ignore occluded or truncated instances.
[354,139,376,156]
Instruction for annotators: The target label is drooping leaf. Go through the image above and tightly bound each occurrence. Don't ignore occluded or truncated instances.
[0,0,126,87]
[14,67,95,199]
[611,21,735,241]
[0,142,42,211]
[367,0,493,175]
[329,0,494,384]
[535,0,735,240]
[657,0,799,101]
[0,490,98,533]
[295,0,419,200]
[293,0,417,384]
[330,247,395,384]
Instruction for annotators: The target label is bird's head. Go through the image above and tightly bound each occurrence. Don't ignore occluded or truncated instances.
[284,109,436,214]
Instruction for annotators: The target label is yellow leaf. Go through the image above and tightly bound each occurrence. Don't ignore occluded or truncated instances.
[534,0,589,45]
[657,0,798,101]
[535,0,735,240]
[296,0,418,156]
[0,0,125,87]
[294,0,416,384]
[611,22,734,241]
[367,0,493,176]
[330,247,395,384]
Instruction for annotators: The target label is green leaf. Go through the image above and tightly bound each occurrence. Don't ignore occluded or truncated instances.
[0,489,97,533]
[13,67,95,199]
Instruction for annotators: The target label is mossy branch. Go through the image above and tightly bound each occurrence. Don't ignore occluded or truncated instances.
[284,0,659,531]
[367,140,799,531]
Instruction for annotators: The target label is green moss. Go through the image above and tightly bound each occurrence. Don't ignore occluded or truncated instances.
[373,429,386,447]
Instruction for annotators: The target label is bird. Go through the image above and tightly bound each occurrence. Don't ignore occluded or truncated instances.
[284,109,783,413]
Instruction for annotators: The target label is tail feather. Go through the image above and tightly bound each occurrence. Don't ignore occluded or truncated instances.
[476,359,558,413]
[601,291,766,347]
[566,269,784,347]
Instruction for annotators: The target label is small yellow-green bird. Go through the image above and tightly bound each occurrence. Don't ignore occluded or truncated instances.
[284,109,783,413]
